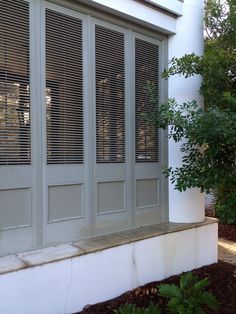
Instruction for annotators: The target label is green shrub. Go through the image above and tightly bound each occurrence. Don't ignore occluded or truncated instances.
[145,87,236,224]
[158,272,218,314]
[215,190,236,224]
[115,302,160,314]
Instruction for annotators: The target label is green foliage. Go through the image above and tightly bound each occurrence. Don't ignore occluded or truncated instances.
[204,0,236,48]
[163,0,236,110]
[158,272,219,314]
[147,88,236,190]
[214,190,236,224]
[149,0,236,223]
[114,302,160,314]
[147,91,236,223]
[162,52,236,111]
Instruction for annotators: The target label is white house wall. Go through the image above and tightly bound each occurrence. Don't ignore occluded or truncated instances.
[77,0,178,33]
[0,1,219,312]
[144,0,184,16]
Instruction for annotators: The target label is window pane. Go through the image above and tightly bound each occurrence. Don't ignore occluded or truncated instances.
[46,9,83,164]
[135,38,159,162]
[0,0,30,165]
[95,25,125,163]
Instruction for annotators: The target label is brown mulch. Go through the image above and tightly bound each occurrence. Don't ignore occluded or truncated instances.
[78,262,236,314]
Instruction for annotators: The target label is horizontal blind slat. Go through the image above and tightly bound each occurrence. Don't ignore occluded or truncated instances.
[46,9,83,165]
[0,0,30,166]
[95,25,125,163]
[135,38,159,163]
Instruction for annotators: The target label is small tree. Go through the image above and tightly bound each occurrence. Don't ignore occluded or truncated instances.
[147,0,236,223]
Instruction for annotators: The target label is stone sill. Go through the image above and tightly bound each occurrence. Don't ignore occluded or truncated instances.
[0,217,217,276]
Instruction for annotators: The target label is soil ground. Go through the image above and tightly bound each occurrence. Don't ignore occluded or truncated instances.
[78,210,236,314]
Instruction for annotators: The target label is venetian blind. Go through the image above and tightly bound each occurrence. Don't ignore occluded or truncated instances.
[135,38,159,162]
[95,25,125,163]
[0,0,30,165]
[46,9,83,164]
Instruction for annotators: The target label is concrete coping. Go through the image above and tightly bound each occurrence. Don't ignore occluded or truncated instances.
[0,217,217,275]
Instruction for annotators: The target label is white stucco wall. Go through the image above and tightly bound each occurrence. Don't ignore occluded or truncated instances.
[0,223,217,314]
[168,0,205,223]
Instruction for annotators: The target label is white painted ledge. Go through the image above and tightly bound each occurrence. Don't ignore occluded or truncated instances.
[0,218,218,314]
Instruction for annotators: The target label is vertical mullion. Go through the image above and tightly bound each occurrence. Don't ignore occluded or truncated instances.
[83,14,94,236]
[125,29,135,227]
[30,0,43,248]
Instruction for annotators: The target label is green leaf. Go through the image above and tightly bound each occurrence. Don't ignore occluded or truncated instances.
[193,277,209,291]
[199,291,219,310]
[159,284,182,299]
[179,272,197,291]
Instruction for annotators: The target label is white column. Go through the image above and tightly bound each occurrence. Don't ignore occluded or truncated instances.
[168,0,205,223]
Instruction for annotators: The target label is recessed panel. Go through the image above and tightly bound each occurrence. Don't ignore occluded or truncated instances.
[97,181,125,214]
[136,179,158,209]
[48,184,84,223]
[0,188,31,230]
